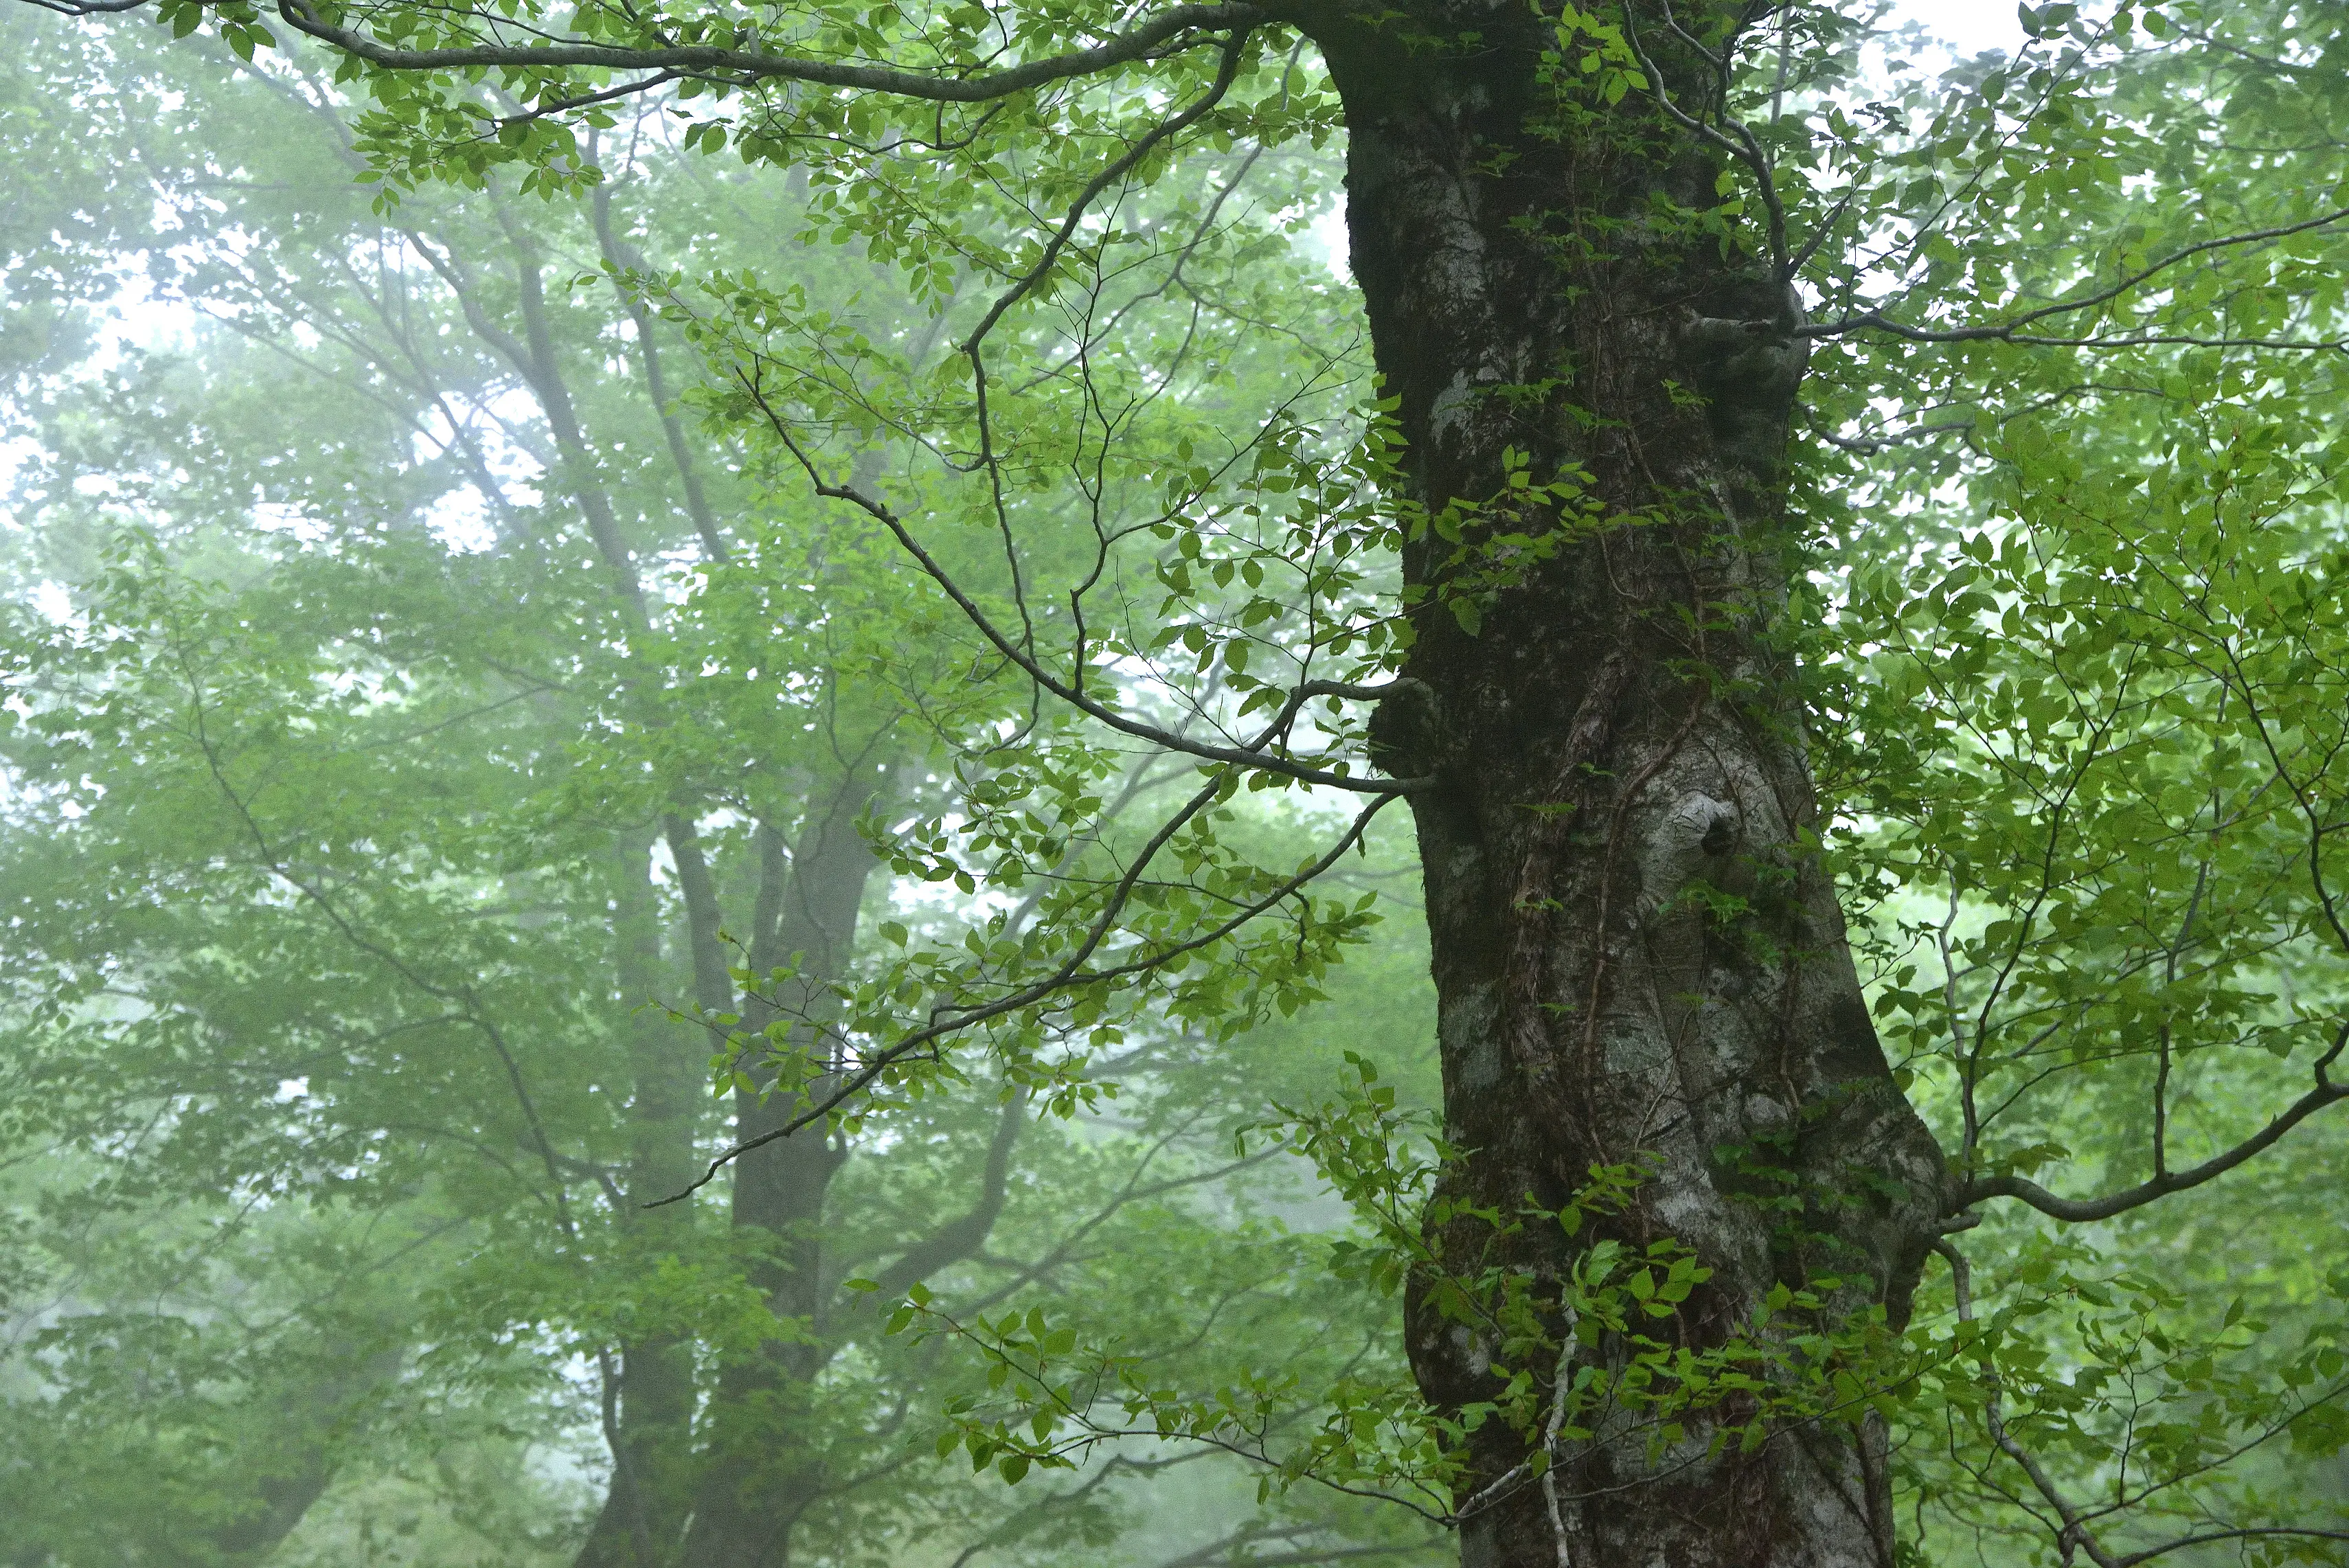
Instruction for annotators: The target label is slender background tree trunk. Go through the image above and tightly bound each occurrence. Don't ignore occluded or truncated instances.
[574,830,704,1568]
[1304,5,1949,1565]
[679,784,882,1568]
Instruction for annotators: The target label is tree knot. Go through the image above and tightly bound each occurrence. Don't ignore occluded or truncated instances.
[1369,677,1443,780]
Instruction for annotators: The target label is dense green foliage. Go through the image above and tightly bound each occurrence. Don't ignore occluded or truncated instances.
[0,18,1440,1565]
[1795,10,2349,1554]
[1,1,2345,1566]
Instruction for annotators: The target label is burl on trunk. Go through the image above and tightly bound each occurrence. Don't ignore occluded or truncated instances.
[1300,4,1949,1565]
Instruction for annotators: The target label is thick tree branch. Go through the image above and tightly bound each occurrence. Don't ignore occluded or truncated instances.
[590,164,729,565]
[247,0,1267,104]
[1960,1020,2349,1220]
[861,1089,1028,1300]
[1802,205,2349,344]
[664,814,739,1019]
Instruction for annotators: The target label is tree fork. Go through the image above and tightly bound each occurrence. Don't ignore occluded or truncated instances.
[670,784,881,1568]
[1300,4,1948,1564]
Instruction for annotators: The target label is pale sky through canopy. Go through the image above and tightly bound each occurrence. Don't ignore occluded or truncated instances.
[1888,0,2030,58]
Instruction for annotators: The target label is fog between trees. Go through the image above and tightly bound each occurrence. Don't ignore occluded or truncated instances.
[0,4,2346,1568]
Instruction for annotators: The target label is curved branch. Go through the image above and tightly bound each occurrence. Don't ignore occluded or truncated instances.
[738,372,1433,795]
[1620,3,1787,270]
[650,764,1232,1205]
[1933,1240,2125,1568]
[649,785,1400,1205]
[2118,1530,2349,1568]
[861,1088,1028,1300]
[258,0,1267,104]
[1801,205,2349,344]
[960,31,1249,356]
[953,30,1251,667]
[1960,1020,2349,1220]
[590,172,730,566]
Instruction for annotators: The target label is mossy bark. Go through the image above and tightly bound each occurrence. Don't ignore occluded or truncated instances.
[1300,5,1949,1564]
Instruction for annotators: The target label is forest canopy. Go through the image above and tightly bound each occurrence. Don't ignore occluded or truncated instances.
[0,3,2345,1568]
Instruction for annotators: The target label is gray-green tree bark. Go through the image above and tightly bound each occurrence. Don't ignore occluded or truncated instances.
[1307,5,1949,1564]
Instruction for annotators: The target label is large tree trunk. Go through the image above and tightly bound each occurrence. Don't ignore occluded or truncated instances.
[680,779,885,1568]
[1304,6,1949,1565]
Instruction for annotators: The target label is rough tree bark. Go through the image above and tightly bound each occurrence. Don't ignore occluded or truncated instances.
[1302,5,1950,1566]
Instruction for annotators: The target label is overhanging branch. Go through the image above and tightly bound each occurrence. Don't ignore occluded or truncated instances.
[1959,1019,2349,1221]
[1802,204,2349,345]
[648,786,1400,1205]
[738,370,1433,796]
[252,0,1267,104]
